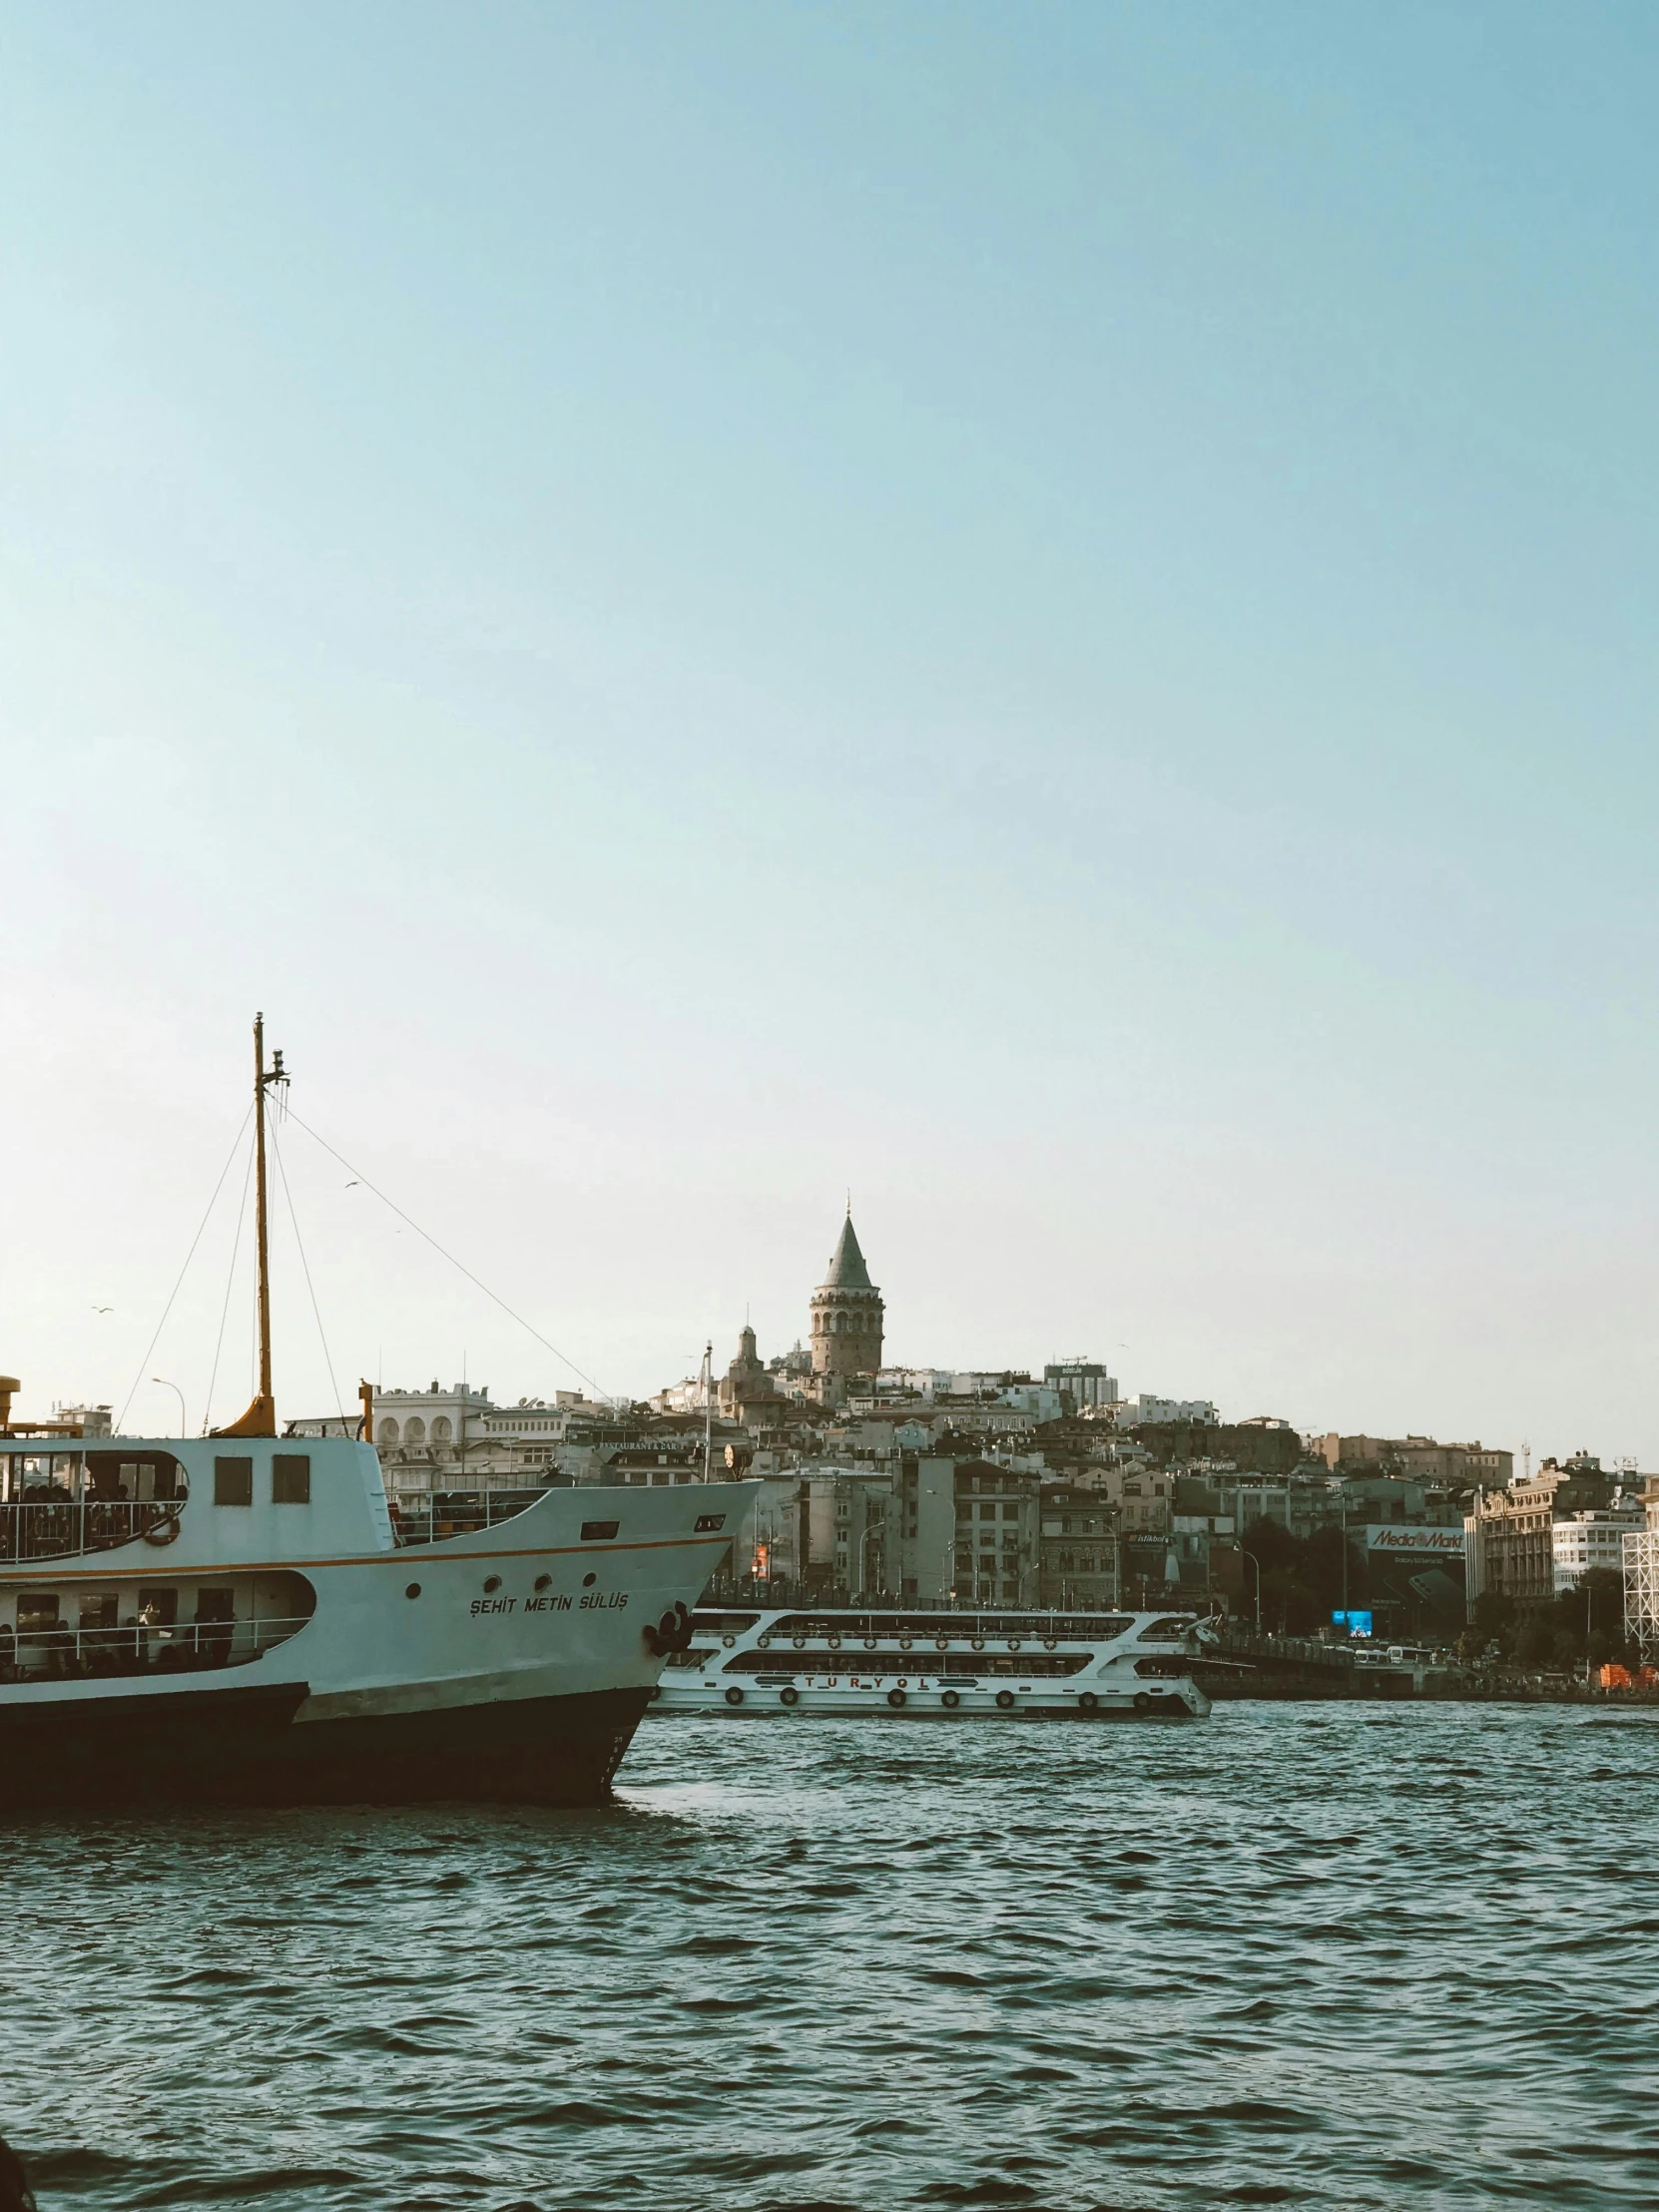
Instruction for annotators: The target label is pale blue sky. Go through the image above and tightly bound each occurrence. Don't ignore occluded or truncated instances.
[4,4,1657,1456]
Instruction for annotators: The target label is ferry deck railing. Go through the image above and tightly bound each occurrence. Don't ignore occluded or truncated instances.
[0,1496,187,1562]
[0,1612,312,1685]
[391,1490,543,1547]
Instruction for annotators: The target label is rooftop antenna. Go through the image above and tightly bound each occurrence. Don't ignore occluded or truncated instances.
[213,1012,287,1437]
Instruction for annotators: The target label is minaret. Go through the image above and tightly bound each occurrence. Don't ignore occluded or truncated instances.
[810,1208,884,1385]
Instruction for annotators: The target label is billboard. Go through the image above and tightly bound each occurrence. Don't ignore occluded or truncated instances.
[1364,1525,1464,1557]
[1332,1609,1375,1636]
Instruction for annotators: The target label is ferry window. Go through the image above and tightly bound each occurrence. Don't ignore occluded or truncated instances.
[273,1454,311,1504]
[195,1590,236,1622]
[17,1594,59,1635]
[79,1594,118,1631]
[214,1457,254,1506]
[581,1519,620,1541]
[138,1587,179,1626]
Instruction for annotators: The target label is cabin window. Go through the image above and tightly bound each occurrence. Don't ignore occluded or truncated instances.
[273,1454,310,1504]
[17,1594,59,1636]
[78,1594,118,1631]
[214,1457,254,1506]
[138,1587,179,1626]
[580,1519,620,1541]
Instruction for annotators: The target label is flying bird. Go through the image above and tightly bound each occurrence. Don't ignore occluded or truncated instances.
[344,1180,359,1188]
[92,1305,113,1314]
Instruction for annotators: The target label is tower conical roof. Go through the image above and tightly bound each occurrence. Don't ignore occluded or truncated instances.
[824,1212,872,1290]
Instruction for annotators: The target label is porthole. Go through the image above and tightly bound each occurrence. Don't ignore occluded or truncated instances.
[534,1573,551,1592]
[404,1583,421,1600]
[483,1575,501,1594]
[582,1571,597,1588]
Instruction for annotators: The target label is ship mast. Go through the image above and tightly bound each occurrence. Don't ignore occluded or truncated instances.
[214,1012,287,1438]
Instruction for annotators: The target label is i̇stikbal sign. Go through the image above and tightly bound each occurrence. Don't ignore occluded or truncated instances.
[1364,1525,1465,1556]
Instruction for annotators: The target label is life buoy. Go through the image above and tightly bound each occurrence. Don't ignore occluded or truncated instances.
[898,1637,912,1650]
[887,1688,906,1708]
[1133,1692,1152,1712]
[725,1686,745,1706]
[934,1638,949,1650]
[757,1635,772,1649]
[1007,1639,1021,1652]
[828,1635,841,1649]
[970,1637,985,1652]
[1079,1691,1099,1712]
[722,1634,735,1647]
[792,1637,806,1649]
[941,1689,961,1710]
[144,1513,182,1547]
[862,1638,877,1650]
[995,1689,1015,1710]
[781,1687,800,1706]
[1042,1637,1057,1650]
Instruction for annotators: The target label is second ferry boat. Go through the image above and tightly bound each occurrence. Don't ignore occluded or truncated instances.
[650,1604,1214,1719]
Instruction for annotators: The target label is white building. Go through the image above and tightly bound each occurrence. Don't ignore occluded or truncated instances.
[1122,1395,1220,1426]
[1552,1492,1645,1593]
[1043,1361,1120,1408]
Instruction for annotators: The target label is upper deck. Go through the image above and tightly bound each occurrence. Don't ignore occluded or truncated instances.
[0,1433,394,1570]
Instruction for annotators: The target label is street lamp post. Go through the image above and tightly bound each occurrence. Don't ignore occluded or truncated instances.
[1241,1546,1262,1632]
[152,1379,187,1437]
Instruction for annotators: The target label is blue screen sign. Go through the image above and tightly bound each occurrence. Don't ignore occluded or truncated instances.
[1332,1609,1374,1637]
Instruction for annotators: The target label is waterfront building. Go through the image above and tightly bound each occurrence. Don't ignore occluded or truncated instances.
[1551,1492,1644,1593]
[1039,1483,1122,1608]
[1464,1453,1616,1610]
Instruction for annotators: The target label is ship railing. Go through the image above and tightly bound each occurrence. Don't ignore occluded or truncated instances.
[390,1489,544,1547]
[0,1495,188,1562]
[0,1612,312,1686]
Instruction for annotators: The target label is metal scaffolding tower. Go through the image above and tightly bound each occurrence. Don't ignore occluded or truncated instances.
[1624,1530,1659,1660]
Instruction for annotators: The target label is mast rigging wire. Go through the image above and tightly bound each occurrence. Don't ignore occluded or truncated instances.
[270,1116,346,1426]
[203,1133,258,1434]
[283,1107,610,1401]
[115,1108,254,1433]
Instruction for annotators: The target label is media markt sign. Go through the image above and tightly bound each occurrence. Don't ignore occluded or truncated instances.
[1365,1525,1465,1556]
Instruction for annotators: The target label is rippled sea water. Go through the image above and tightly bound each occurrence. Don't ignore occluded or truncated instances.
[6,1704,1658,2211]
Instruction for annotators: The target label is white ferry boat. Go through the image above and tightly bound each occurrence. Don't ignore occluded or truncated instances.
[0,1018,749,1809]
[649,1605,1214,1720]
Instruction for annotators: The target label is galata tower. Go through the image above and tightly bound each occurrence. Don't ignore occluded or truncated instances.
[810,1209,884,1382]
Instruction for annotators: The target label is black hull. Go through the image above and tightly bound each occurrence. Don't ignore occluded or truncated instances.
[0,1682,651,1811]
